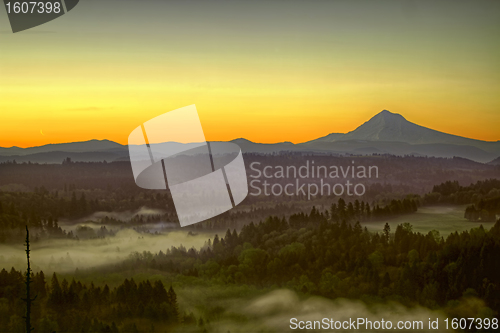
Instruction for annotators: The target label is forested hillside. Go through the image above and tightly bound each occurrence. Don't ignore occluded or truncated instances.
[0,271,183,332]
[112,207,500,317]
[0,189,418,243]
[2,207,498,332]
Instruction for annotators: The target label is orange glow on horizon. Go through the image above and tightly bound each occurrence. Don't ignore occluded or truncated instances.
[1,1,499,148]
[1,103,499,149]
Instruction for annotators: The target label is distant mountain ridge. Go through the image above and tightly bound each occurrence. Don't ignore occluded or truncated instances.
[311,110,499,150]
[233,110,500,162]
[488,156,500,166]
[0,139,122,156]
[1,110,499,163]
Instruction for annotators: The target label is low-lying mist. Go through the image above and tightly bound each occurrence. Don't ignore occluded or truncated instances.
[0,228,214,273]
[207,289,449,332]
[59,206,168,226]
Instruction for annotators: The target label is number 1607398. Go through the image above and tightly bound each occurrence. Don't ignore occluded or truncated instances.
[5,1,62,14]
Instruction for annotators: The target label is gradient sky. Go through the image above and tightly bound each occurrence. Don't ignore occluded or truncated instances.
[0,0,499,147]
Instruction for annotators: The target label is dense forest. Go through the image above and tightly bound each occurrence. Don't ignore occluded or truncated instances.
[2,205,498,332]
[0,269,185,332]
[0,157,498,332]
[110,207,500,315]
[425,179,500,206]
[423,179,500,222]
[0,155,497,242]
[464,197,500,222]
[0,188,419,244]
[2,174,499,244]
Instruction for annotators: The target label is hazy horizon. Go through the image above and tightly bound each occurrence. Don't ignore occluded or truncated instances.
[1,109,500,149]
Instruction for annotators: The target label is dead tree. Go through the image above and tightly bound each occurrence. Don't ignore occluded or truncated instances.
[22,226,36,333]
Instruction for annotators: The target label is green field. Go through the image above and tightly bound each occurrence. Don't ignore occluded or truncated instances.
[362,205,497,237]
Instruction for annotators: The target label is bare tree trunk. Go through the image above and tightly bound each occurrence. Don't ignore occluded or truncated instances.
[22,226,36,333]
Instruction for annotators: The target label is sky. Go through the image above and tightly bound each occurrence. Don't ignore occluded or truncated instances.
[0,0,499,147]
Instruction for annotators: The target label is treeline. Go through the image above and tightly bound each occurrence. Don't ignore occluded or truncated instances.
[424,179,500,222]
[0,190,175,243]
[425,179,500,205]
[328,197,418,223]
[0,188,419,244]
[465,196,500,222]
[0,270,190,333]
[117,207,500,318]
[0,188,174,220]
[0,160,138,193]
